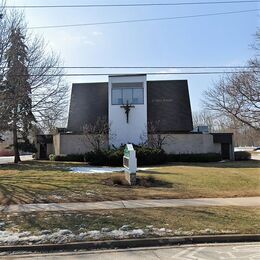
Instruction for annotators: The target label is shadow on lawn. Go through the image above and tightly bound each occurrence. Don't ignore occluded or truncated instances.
[0,174,88,206]
[0,161,74,172]
[160,160,260,169]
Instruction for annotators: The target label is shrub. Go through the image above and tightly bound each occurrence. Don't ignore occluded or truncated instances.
[167,153,221,162]
[85,149,124,166]
[49,154,85,162]
[235,151,251,161]
[85,147,167,166]
[136,147,167,165]
[49,154,56,161]
[85,150,110,166]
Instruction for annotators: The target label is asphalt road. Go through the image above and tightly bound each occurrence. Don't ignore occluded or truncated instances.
[6,243,260,259]
[0,155,32,164]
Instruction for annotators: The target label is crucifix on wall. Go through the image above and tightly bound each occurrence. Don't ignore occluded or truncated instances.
[120,101,135,123]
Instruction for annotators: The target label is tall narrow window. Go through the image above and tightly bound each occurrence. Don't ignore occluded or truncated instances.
[122,88,132,104]
[112,88,123,105]
[133,88,144,104]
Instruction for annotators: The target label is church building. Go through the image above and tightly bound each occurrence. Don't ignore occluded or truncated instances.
[36,74,234,160]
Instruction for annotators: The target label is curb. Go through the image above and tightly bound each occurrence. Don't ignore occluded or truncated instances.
[0,234,259,253]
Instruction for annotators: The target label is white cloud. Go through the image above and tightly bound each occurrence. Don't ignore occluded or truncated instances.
[47,31,96,52]
[92,31,103,36]
[158,68,182,74]
[148,68,184,81]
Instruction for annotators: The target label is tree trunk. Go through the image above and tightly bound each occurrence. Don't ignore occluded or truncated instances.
[13,121,20,163]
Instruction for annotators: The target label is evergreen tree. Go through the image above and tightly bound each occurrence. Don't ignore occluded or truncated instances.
[0,27,35,163]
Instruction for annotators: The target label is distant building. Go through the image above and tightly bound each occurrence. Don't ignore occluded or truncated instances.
[36,74,234,160]
[0,132,13,156]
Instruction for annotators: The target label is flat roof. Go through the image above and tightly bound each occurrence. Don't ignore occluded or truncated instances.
[108,74,147,77]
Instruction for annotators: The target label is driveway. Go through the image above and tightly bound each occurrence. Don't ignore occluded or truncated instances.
[0,155,32,164]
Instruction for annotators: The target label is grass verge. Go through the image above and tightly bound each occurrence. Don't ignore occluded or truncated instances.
[0,207,259,245]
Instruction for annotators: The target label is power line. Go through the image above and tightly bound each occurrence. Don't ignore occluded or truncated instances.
[28,66,258,69]
[28,9,259,29]
[4,0,260,9]
[10,71,257,77]
[0,65,254,69]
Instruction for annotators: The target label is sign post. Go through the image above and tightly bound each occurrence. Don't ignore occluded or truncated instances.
[123,144,137,185]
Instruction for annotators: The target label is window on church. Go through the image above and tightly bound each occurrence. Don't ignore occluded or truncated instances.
[112,88,123,105]
[133,88,143,104]
[112,87,144,105]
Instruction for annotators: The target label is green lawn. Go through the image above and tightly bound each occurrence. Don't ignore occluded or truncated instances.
[0,207,259,243]
[0,160,259,205]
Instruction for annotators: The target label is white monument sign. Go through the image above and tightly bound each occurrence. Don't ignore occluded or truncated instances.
[123,144,137,185]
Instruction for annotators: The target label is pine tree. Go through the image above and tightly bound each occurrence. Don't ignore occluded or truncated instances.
[0,27,35,163]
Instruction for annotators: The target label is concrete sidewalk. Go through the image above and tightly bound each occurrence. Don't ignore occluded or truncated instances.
[1,197,259,213]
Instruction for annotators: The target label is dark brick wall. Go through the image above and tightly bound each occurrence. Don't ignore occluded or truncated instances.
[147,80,193,133]
[67,83,108,132]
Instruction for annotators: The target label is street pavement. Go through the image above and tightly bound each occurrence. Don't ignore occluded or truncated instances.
[6,243,260,259]
[0,196,260,213]
[0,155,32,164]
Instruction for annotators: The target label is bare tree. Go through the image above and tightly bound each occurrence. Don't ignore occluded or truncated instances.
[0,5,69,162]
[27,36,69,133]
[203,30,260,131]
[83,118,110,152]
[192,110,215,132]
[203,68,260,130]
[147,121,172,149]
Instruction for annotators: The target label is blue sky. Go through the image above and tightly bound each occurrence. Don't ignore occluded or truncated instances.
[5,0,259,111]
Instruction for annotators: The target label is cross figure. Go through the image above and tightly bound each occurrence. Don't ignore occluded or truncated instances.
[120,101,135,123]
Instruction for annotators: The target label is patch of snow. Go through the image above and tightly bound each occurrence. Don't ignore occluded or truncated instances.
[87,230,102,240]
[131,229,144,237]
[18,232,31,237]
[56,229,72,236]
[78,232,87,240]
[70,167,124,174]
[0,222,5,229]
[40,230,52,235]
[0,227,236,245]
[85,192,95,196]
[69,166,152,174]
[119,225,131,231]
[50,195,63,200]
[101,228,111,233]
[159,228,166,232]
[146,225,153,229]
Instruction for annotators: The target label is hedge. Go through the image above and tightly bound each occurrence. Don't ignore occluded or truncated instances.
[49,154,85,162]
[234,151,251,161]
[49,151,222,165]
[85,147,167,166]
[167,153,221,162]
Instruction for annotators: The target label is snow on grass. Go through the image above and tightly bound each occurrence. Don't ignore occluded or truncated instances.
[0,228,146,245]
[70,167,124,174]
[0,226,236,245]
[69,167,152,174]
